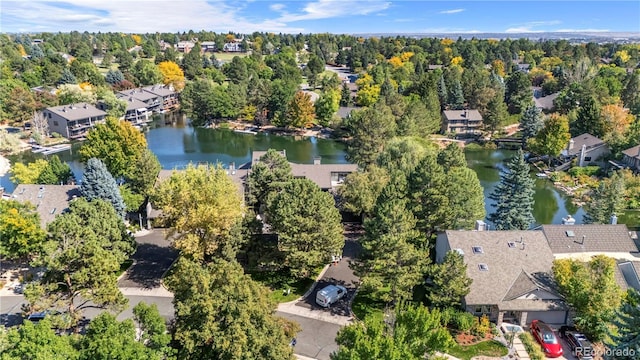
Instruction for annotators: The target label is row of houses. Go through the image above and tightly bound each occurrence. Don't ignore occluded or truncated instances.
[436,221,640,326]
[172,38,245,54]
[44,85,178,140]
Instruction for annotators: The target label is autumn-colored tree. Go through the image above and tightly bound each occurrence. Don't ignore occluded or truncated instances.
[286,91,316,128]
[157,61,185,91]
[601,103,634,148]
[131,34,142,45]
[0,200,46,261]
[491,59,506,77]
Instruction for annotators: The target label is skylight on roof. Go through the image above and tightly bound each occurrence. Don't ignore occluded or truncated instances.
[566,230,575,237]
[472,246,484,254]
[478,263,489,271]
[507,242,516,248]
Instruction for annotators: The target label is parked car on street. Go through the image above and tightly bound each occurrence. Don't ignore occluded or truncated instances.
[315,284,347,308]
[530,320,563,358]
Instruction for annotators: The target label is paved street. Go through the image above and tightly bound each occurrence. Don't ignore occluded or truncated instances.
[118,229,179,289]
[277,311,341,360]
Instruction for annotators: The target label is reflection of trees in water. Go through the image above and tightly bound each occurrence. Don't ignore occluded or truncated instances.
[533,185,559,225]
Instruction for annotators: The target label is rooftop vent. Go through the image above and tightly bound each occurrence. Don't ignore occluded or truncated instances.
[478,263,489,271]
[472,246,484,254]
[453,248,464,256]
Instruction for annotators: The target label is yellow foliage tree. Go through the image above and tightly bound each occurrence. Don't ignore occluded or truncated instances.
[450,56,464,67]
[158,61,185,91]
[17,44,27,57]
[10,159,49,184]
[614,50,631,65]
[441,38,454,46]
[355,84,380,107]
[355,73,374,88]
[539,57,564,71]
[131,34,142,45]
[388,56,403,68]
[78,82,93,91]
[601,104,634,145]
[491,59,506,77]
[399,52,414,62]
[225,34,235,43]
[286,91,316,128]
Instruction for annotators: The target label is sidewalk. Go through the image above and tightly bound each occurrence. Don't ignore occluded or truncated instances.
[277,301,354,326]
[119,286,173,297]
[512,335,530,359]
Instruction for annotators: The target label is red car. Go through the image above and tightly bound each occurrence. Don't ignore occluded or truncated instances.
[530,320,564,358]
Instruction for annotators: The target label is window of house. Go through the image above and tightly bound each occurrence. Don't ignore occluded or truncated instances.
[482,306,490,314]
[584,157,592,162]
[53,121,59,126]
[472,246,484,254]
[478,263,489,271]
[474,306,482,314]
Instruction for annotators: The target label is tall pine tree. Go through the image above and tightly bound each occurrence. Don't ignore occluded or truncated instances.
[488,149,535,230]
[81,158,126,218]
[608,289,640,359]
[520,105,544,147]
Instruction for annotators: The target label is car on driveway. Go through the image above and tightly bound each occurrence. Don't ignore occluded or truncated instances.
[530,320,563,358]
[562,329,594,360]
[315,284,347,308]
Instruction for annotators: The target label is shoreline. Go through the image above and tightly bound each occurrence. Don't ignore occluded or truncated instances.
[0,155,10,177]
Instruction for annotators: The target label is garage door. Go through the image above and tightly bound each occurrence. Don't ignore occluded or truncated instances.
[526,311,567,325]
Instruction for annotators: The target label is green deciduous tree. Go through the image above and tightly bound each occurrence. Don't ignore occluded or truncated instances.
[0,200,46,260]
[11,157,73,185]
[127,148,161,196]
[315,89,340,127]
[338,165,389,217]
[528,114,571,161]
[165,258,295,360]
[247,149,293,209]
[132,302,172,356]
[427,250,471,309]
[0,318,79,360]
[152,164,244,262]
[488,149,536,230]
[182,42,203,80]
[132,60,163,86]
[584,170,625,224]
[80,117,147,179]
[267,178,344,278]
[97,90,128,119]
[26,198,133,327]
[553,255,623,341]
[332,303,455,360]
[359,174,429,304]
[505,71,532,114]
[81,158,126,218]
[607,289,640,360]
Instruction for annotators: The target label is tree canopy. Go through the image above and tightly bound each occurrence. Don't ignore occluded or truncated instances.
[0,199,45,260]
[80,158,127,218]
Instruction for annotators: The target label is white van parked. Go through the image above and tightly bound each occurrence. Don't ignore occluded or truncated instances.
[315,284,347,307]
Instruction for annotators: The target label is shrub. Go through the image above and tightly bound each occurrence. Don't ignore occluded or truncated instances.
[453,311,477,333]
[568,165,600,178]
[440,307,457,327]
[475,314,491,335]
[519,332,546,360]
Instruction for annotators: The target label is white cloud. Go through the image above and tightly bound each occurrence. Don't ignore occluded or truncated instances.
[276,0,391,22]
[504,20,562,33]
[439,9,464,14]
[418,27,481,34]
[270,3,286,11]
[1,0,305,33]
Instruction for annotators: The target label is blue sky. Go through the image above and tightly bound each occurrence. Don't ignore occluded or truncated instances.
[1,1,639,34]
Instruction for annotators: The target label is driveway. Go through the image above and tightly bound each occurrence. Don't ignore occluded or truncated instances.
[117,229,179,289]
[277,311,341,360]
[293,223,362,316]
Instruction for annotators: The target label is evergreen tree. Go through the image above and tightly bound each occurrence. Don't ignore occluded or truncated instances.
[340,82,351,107]
[488,149,535,230]
[182,42,204,80]
[584,171,625,224]
[448,80,465,110]
[37,155,73,185]
[346,103,396,167]
[437,75,447,110]
[607,289,640,359]
[105,69,125,85]
[483,91,509,134]
[81,158,126,218]
[427,250,472,309]
[359,174,429,304]
[57,68,77,85]
[247,149,293,208]
[520,105,544,147]
[437,143,466,171]
[505,71,532,114]
[573,95,605,137]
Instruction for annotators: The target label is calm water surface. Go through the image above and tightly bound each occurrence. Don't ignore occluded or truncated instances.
[0,116,608,226]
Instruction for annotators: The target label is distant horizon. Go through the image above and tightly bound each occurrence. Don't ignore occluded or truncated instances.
[2,1,639,35]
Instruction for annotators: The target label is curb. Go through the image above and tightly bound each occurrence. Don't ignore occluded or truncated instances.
[301,264,331,299]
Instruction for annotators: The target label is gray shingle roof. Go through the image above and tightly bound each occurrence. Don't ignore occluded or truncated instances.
[45,103,106,122]
[541,224,639,255]
[622,145,640,160]
[441,230,563,310]
[442,109,483,121]
[143,85,175,97]
[10,184,81,227]
[120,96,149,111]
[614,261,640,292]
[564,133,607,157]
[118,89,158,102]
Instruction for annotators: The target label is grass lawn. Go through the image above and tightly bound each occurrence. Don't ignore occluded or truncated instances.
[215,52,248,62]
[351,291,385,320]
[249,268,320,303]
[447,340,508,360]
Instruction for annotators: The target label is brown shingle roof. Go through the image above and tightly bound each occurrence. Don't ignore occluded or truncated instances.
[441,230,562,309]
[541,224,639,255]
[622,145,640,160]
[10,184,81,227]
[564,133,607,157]
[45,103,106,122]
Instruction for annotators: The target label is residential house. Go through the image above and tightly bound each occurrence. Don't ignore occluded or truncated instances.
[44,103,107,140]
[98,96,150,126]
[117,88,162,113]
[142,85,180,112]
[532,87,558,113]
[435,229,568,325]
[201,41,217,52]
[516,63,531,72]
[560,133,610,167]
[223,42,243,52]
[441,109,483,136]
[427,64,444,71]
[621,145,640,171]
[8,184,81,228]
[176,41,195,53]
[615,260,640,292]
[541,224,640,262]
[251,150,359,191]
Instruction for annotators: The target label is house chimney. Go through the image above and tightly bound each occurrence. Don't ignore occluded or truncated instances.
[610,214,618,225]
[568,139,575,150]
[230,162,236,175]
[475,220,486,231]
[313,156,321,165]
